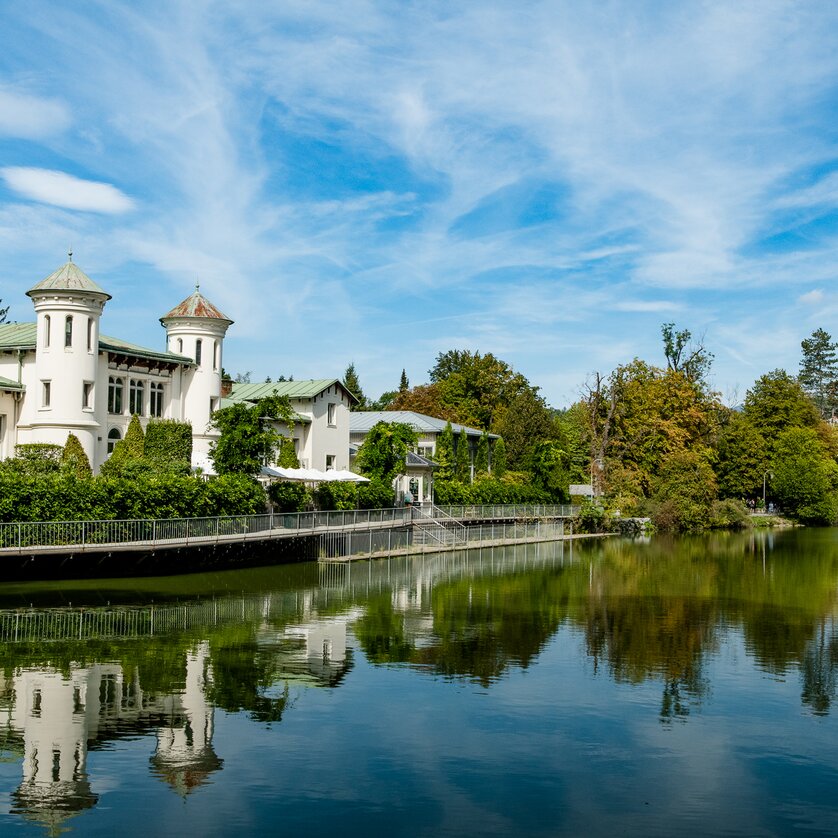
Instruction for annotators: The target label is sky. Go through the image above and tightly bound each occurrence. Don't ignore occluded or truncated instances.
[1,0,838,408]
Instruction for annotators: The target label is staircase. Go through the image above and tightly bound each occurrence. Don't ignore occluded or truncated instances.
[411,504,469,547]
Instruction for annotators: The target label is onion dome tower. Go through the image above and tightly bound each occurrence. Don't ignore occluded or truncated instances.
[25,253,111,463]
[160,286,233,461]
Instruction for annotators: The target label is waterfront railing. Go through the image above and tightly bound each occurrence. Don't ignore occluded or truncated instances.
[0,504,578,552]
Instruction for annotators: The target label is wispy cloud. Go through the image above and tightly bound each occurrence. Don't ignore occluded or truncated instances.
[1,167,135,214]
[0,88,70,138]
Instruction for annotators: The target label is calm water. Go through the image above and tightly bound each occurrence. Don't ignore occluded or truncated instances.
[0,529,837,836]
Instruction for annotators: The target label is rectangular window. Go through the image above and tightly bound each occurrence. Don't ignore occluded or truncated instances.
[149,382,164,417]
[0,414,5,445]
[43,315,51,348]
[195,339,202,366]
[326,454,336,471]
[129,379,144,416]
[65,315,73,348]
[327,403,337,426]
[87,318,93,351]
[210,396,219,414]
[42,381,51,408]
[82,382,93,410]
[213,341,218,371]
[108,377,123,414]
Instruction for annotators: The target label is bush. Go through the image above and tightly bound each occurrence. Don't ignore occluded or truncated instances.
[267,481,310,512]
[574,502,610,533]
[357,478,395,509]
[313,482,358,510]
[61,434,92,477]
[708,499,750,530]
[144,420,192,474]
[434,475,553,505]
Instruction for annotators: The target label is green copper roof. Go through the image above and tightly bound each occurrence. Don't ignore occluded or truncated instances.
[0,322,191,366]
[26,259,111,299]
[229,379,357,403]
[0,375,24,392]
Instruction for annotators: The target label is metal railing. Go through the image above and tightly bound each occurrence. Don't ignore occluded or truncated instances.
[0,505,577,553]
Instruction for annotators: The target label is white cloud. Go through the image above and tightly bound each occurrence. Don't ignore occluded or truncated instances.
[1,167,135,214]
[0,88,70,138]
[614,300,681,313]
[798,289,825,305]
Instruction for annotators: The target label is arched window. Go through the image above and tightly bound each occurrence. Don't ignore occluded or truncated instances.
[108,377,124,414]
[195,339,203,366]
[129,379,144,416]
[177,338,183,353]
[43,315,51,348]
[64,315,73,348]
[107,427,121,455]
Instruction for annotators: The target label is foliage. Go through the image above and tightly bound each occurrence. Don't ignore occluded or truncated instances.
[708,499,750,530]
[714,412,769,499]
[61,433,92,477]
[650,449,718,532]
[771,427,838,524]
[0,298,7,323]
[100,415,145,477]
[661,322,713,387]
[267,480,310,512]
[474,432,489,475]
[5,443,63,476]
[434,474,552,504]
[209,395,295,477]
[355,421,417,482]
[527,439,572,500]
[0,472,265,522]
[344,362,366,408]
[492,389,555,469]
[435,421,456,481]
[575,502,610,534]
[278,437,300,468]
[357,477,395,509]
[799,328,838,419]
[454,429,470,482]
[491,437,507,478]
[144,420,192,473]
[313,481,358,510]
[399,369,409,392]
[743,370,821,452]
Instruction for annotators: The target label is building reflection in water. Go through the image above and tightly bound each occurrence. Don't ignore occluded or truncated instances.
[0,609,357,832]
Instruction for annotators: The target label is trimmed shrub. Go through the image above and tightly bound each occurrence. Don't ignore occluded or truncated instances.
[268,481,310,512]
[144,420,192,473]
[61,434,92,477]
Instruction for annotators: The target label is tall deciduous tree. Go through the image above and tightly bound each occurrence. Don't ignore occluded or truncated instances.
[355,421,417,482]
[661,322,713,387]
[210,395,295,477]
[799,328,838,419]
[714,412,769,499]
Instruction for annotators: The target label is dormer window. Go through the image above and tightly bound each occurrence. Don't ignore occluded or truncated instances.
[64,315,73,348]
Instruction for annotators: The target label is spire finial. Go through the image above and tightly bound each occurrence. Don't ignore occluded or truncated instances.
[195,279,200,293]
[68,248,73,263]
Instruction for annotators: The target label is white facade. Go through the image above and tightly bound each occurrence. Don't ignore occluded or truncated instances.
[0,260,232,471]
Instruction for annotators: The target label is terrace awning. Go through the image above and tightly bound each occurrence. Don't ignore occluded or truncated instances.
[261,467,369,483]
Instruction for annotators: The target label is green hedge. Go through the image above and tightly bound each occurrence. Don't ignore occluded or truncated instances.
[434,476,553,505]
[0,473,266,522]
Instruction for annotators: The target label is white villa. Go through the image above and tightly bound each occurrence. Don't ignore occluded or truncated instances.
[0,257,354,474]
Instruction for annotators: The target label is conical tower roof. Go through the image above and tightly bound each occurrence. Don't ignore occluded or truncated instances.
[161,286,233,325]
[26,255,111,300]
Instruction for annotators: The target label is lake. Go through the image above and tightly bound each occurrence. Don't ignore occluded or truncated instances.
[0,528,836,836]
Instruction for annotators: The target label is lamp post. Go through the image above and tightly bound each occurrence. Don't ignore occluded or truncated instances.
[763,470,773,511]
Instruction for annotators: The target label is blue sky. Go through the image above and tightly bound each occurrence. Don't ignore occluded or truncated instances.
[2,1,838,408]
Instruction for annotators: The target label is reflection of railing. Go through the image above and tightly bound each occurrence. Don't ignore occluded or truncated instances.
[434,504,578,520]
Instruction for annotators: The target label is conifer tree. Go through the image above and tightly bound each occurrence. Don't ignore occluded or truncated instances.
[435,421,455,481]
[399,369,409,392]
[101,415,145,476]
[455,428,470,482]
[344,362,367,408]
[492,438,507,478]
[475,431,489,474]
[799,328,838,419]
[61,433,92,477]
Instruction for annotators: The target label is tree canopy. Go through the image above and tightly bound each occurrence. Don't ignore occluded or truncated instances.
[799,328,838,420]
[355,421,417,482]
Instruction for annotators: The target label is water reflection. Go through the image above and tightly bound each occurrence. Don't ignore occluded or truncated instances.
[0,529,836,833]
